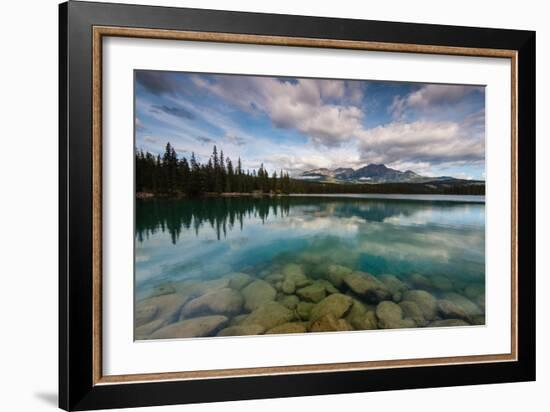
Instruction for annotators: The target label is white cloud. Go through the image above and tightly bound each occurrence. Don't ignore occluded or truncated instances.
[143,135,159,143]
[391,84,484,119]
[357,120,485,167]
[192,75,367,147]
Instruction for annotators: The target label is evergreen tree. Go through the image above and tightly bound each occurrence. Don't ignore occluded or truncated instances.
[134,142,484,197]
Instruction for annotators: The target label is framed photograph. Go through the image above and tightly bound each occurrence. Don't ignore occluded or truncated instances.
[59,1,535,410]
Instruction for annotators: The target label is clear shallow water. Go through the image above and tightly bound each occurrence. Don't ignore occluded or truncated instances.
[135,195,485,339]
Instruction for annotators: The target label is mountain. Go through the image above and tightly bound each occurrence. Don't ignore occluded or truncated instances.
[297,164,476,184]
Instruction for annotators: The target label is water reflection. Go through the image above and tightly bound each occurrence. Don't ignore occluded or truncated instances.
[136,196,483,243]
[135,195,486,339]
[135,196,484,289]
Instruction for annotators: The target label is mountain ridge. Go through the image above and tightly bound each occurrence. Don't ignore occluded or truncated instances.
[299,164,483,184]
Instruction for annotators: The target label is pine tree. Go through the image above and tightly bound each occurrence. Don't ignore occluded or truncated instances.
[225,158,233,193]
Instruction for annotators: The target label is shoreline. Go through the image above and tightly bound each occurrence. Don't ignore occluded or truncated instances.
[136,191,485,202]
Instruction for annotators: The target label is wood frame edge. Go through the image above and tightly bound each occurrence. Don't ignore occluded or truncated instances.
[91,25,519,386]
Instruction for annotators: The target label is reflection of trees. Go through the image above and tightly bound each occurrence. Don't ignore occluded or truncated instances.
[136,196,481,244]
[136,197,292,243]
[331,201,417,222]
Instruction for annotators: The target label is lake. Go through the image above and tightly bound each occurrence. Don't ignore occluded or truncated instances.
[135,195,486,339]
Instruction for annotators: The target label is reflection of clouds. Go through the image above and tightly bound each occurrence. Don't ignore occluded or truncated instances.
[269,215,361,234]
[357,222,484,264]
[135,253,150,263]
[136,197,485,289]
[383,204,484,228]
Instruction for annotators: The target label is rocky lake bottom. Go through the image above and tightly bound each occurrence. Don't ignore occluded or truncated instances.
[135,260,486,340]
[135,195,485,340]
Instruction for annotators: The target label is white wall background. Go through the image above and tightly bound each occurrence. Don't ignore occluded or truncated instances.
[0,0,545,411]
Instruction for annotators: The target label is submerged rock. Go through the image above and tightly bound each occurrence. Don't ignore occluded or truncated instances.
[281,278,296,294]
[150,315,228,339]
[429,319,470,327]
[379,274,408,294]
[315,279,340,294]
[474,294,486,310]
[266,322,308,334]
[296,283,326,303]
[343,272,392,303]
[277,294,300,310]
[441,292,483,317]
[431,275,454,292]
[135,319,165,339]
[264,273,284,284]
[305,263,328,280]
[463,284,485,301]
[345,299,378,330]
[136,293,190,325]
[148,283,176,298]
[402,290,438,321]
[241,280,277,311]
[376,301,402,328]
[183,278,231,298]
[379,274,409,302]
[180,288,243,318]
[399,301,427,326]
[135,303,159,327]
[409,274,432,290]
[242,302,295,330]
[437,299,471,322]
[217,324,265,336]
[376,301,416,329]
[296,301,315,320]
[282,264,310,287]
[226,272,254,290]
[326,264,353,288]
[228,314,249,326]
[472,315,486,325]
[309,314,353,332]
[309,293,353,322]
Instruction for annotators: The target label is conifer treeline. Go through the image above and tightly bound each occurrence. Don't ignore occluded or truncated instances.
[136,142,485,196]
[136,143,291,195]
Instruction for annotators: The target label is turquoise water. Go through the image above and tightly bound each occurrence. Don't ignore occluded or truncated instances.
[135,195,485,339]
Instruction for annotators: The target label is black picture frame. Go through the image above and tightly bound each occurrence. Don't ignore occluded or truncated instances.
[59,1,536,410]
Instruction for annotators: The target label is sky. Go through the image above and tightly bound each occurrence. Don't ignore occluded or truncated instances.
[135,70,485,180]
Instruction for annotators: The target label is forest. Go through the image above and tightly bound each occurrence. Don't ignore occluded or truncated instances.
[136,143,485,196]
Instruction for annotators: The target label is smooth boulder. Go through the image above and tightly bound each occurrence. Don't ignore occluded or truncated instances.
[217,324,265,336]
[376,301,416,329]
[429,319,470,327]
[241,280,277,311]
[226,272,254,290]
[296,301,315,320]
[282,264,310,287]
[326,264,352,288]
[136,293,190,325]
[266,322,308,334]
[135,319,165,339]
[241,302,294,330]
[402,290,438,321]
[309,314,353,332]
[399,300,427,326]
[296,282,326,303]
[343,272,392,303]
[309,293,353,322]
[277,294,300,310]
[441,292,483,317]
[437,299,472,322]
[150,315,228,339]
[135,303,158,327]
[180,288,243,318]
[177,278,231,299]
